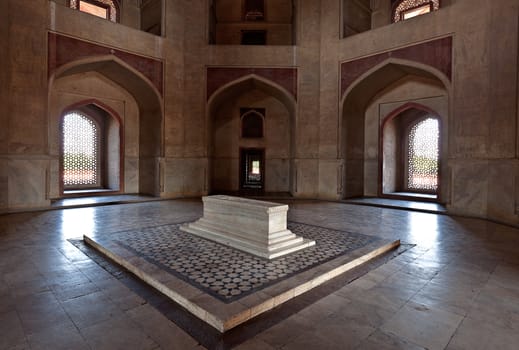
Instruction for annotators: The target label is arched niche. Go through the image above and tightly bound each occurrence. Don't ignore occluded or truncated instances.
[59,100,123,194]
[207,75,296,194]
[49,55,163,197]
[340,58,450,202]
[380,103,443,200]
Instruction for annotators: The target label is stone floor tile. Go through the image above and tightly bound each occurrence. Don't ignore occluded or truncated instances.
[78,264,116,282]
[44,269,92,288]
[295,292,351,323]
[256,313,315,348]
[467,281,519,331]
[332,299,395,328]
[61,290,124,329]
[98,279,147,311]
[399,260,444,280]
[80,315,159,350]
[52,280,101,301]
[307,312,376,349]
[348,285,410,313]
[381,301,464,350]
[489,262,519,292]
[356,330,426,350]
[27,323,90,350]
[127,304,199,349]
[446,317,519,350]
[380,271,431,295]
[8,278,52,299]
[233,338,277,350]
[281,331,339,350]
[3,264,43,287]
[0,290,16,314]
[0,310,27,349]
[431,266,490,291]
[15,292,74,335]
[410,280,479,316]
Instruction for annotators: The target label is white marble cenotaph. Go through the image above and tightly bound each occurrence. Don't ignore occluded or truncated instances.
[180,195,315,259]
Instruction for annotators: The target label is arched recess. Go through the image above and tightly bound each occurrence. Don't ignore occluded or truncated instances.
[49,55,163,197]
[207,75,296,195]
[59,100,123,194]
[340,58,450,202]
[380,103,442,200]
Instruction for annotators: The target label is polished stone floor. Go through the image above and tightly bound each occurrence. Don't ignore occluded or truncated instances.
[88,221,380,302]
[1,198,519,349]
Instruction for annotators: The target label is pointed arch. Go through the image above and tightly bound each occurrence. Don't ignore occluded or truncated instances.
[340,58,450,201]
[380,102,442,199]
[59,99,124,194]
[208,74,297,116]
[49,55,164,196]
[207,74,297,195]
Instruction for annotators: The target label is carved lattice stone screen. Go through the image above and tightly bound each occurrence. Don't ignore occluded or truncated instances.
[69,0,118,22]
[62,112,100,187]
[393,0,440,23]
[407,118,439,192]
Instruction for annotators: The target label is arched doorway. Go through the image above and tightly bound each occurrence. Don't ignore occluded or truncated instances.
[340,58,450,203]
[59,101,123,195]
[49,56,163,198]
[380,103,441,200]
[207,75,296,195]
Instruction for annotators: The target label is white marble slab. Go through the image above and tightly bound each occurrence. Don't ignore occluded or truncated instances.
[180,195,315,259]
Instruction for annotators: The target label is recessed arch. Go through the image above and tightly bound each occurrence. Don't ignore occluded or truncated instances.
[241,109,265,138]
[340,58,450,202]
[207,74,296,195]
[208,74,296,115]
[49,55,164,196]
[59,99,124,195]
[58,99,124,195]
[380,102,442,199]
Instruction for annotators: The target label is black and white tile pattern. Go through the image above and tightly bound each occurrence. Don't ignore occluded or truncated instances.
[113,222,379,303]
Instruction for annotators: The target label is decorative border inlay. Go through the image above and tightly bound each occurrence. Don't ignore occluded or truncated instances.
[48,32,163,95]
[341,36,452,97]
[111,222,378,303]
[207,67,298,101]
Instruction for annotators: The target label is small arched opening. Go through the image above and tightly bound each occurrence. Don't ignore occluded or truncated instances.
[60,102,122,195]
[207,75,296,195]
[381,104,441,200]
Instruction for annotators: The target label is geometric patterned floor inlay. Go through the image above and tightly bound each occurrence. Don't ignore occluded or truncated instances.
[115,222,379,303]
[84,221,400,332]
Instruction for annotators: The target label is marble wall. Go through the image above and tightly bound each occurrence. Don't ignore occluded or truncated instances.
[2,0,519,226]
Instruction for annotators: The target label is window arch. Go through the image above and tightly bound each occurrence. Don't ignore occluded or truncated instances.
[393,0,440,23]
[241,108,265,138]
[60,103,122,194]
[405,117,439,193]
[62,111,101,189]
[69,0,119,22]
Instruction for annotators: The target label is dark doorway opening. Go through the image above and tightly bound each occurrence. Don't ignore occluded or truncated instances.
[240,148,265,193]
[241,30,267,45]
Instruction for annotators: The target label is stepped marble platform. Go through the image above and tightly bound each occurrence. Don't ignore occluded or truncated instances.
[84,221,400,332]
[180,195,315,259]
